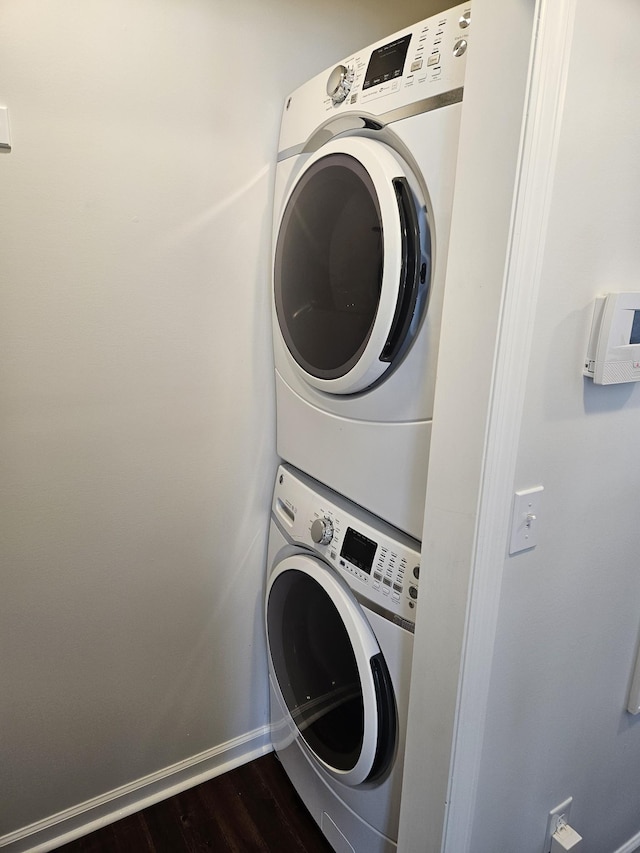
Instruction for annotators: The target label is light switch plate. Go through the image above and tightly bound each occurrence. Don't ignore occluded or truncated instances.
[0,107,11,149]
[509,485,544,555]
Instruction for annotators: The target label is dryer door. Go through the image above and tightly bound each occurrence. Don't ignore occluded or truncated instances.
[266,554,397,787]
[274,136,428,395]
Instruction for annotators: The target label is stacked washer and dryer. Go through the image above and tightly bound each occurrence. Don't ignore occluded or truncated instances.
[265,6,471,852]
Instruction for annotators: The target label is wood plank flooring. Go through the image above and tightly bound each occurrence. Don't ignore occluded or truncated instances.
[56,753,334,853]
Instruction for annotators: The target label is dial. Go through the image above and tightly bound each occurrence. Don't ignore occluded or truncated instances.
[326,64,354,106]
[453,38,468,57]
[310,516,334,546]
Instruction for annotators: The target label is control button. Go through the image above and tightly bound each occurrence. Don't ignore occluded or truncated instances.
[373,572,383,581]
[383,577,392,586]
[453,38,468,57]
[373,581,381,590]
[459,10,471,28]
[393,583,403,593]
[411,59,423,72]
[427,53,440,67]
[413,566,420,580]
[392,592,400,603]
[409,586,418,600]
[382,586,390,596]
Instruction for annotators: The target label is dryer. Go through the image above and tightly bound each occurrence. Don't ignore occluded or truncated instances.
[265,463,420,853]
[272,4,472,538]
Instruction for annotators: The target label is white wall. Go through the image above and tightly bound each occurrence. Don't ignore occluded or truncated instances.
[468,1,640,850]
[0,0,437,846]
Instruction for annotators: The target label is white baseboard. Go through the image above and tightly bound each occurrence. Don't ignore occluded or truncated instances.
[613,831,640,853]
[0,725,271,853]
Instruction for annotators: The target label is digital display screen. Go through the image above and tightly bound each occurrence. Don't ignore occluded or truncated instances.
[340,527,377,574]
[630,310,640,345]
[363,34,412,90]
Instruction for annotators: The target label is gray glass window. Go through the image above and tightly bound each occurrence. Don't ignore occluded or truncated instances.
[267,569,365,771]
[274,154,384,380]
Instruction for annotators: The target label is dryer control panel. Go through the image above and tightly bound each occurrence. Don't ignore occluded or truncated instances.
[273,464,420,630]
[279,1,472,155]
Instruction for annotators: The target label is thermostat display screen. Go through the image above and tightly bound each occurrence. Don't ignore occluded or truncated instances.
[584,292,640,384]
[340,527,377,574]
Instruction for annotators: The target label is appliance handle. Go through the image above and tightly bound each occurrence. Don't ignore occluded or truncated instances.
[367,652,397,781]
[380,177,422,363]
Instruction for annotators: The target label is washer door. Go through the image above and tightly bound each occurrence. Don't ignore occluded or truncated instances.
[266,554,397,787]
[274,136,427,395]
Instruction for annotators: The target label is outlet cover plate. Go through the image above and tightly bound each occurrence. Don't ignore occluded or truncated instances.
[0,107,11,149]
[543,797,573,853]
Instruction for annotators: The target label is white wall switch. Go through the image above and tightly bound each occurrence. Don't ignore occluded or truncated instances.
[509,485,544,555]
[0,107,11,149]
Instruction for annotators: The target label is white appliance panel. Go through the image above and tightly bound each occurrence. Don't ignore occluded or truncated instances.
[272,4,472,538]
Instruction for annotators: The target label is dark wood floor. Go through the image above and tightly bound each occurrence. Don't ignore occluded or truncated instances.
[56,753,334,852]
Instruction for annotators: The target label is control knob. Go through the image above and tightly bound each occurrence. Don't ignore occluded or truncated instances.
[453,38,468,57]
[326,64,354,106]
[311,517,334,546]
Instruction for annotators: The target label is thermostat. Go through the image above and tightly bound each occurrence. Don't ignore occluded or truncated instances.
[584,292,640,384]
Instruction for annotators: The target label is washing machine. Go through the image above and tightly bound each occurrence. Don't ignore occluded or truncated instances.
[272,3,471,539]
[265,463,420,853]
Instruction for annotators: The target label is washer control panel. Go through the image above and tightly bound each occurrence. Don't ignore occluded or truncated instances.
[273,464,420,627]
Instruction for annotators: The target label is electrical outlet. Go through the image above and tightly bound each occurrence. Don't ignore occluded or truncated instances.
[543,798,572,853]
[0,107,10,149]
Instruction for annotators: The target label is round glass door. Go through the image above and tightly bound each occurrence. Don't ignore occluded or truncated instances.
[266,555,397,786]
[274,136,425,395]
[274,153,383,381]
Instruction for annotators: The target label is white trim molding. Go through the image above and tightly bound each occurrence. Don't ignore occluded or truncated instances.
[441,1,578,852]
[0,726,271,853]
